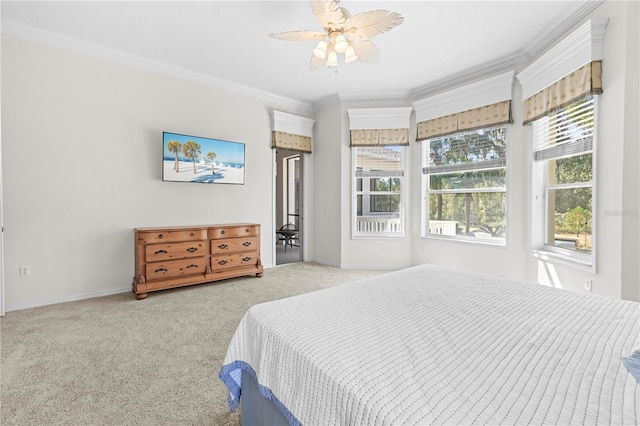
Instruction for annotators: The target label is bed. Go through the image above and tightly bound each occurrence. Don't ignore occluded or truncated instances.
[219,264,640,425]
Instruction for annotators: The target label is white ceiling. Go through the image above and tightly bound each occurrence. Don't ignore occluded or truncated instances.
[1,1,602,108]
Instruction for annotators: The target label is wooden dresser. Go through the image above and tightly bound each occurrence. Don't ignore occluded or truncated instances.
[132,223,263,299]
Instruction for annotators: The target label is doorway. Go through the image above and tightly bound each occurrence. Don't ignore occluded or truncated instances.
[275,150,302,265]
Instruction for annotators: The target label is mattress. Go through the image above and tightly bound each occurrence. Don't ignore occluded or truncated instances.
[219,264,640,425]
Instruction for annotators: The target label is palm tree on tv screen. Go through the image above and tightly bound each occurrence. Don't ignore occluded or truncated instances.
[182,141,201,174]
[207,151,217,174]
[167,140,182,172]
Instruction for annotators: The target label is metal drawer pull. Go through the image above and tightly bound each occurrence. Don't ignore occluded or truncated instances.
[189,232,194,237]
[154,249,168,255]
[242,257,252,262]
[218,244,228,249]
[158,234,163,239]
[218,260,228,265]
[186,247,198,252]
[245,228,250,232]
[221,230,226,235]
[242,242,252,247]
[186,264,198,269]
[154,268,168,273]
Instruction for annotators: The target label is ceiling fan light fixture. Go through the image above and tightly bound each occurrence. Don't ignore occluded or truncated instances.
[268,0,404,71]
[334,34,348,53]
[326,50,338,67]
[313,40,328,59]
[345,46,358,63]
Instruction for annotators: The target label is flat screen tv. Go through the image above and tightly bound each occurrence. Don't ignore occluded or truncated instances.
[162,131,245,185]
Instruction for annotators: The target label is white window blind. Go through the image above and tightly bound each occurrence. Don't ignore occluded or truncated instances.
[422,127,507,175]
[533,97,594,162]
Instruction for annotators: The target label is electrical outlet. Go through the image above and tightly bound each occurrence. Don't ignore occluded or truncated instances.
[20,266,31,277]
[585,279,592,291]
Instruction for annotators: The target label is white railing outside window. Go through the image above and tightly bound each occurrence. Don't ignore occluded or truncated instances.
[427,220,458,236]
[353,146,405,238]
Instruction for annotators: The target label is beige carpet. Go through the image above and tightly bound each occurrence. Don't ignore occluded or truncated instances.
[0,262,389,425]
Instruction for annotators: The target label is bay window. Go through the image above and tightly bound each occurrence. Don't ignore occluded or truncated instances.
[532,96,596,262]
[422,126,507,243]
[517,19,606,268]
[347,107,412,238]
[353,146,405,237]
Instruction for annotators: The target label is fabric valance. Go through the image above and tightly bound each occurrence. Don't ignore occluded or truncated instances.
[350,128,409,147]
[271,110,314,153]
[416,100,511,141]
[347,107,412,147]
[271,131,312,153]
[523,61,602,125]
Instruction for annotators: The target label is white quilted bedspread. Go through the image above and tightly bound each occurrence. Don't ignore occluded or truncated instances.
[220,264,640,425]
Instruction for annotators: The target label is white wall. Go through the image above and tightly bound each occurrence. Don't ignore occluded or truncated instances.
[410,0,639,300]
[2,0,637,310]
[1,35,311,310]
[339,100,414,269]
[620,0,640,301]
[311,102,342,267]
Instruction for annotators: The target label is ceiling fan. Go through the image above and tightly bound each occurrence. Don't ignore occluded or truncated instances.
[269,0,404,70]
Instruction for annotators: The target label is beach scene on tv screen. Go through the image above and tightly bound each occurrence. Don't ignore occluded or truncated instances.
[163,132,245,184]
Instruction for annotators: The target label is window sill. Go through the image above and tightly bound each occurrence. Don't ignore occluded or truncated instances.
[353,234,405,240]
[423,234,506,247]
[532,248,594,272]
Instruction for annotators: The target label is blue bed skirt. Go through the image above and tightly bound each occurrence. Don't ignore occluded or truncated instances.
[219,360,300,426]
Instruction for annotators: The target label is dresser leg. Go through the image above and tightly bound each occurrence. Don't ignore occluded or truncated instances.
[256,272,264,278]
[135,292,149,300]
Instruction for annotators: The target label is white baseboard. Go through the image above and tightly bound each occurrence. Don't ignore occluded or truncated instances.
[339,263,403,270]
[5,287,131,312]
[311,257,342,268]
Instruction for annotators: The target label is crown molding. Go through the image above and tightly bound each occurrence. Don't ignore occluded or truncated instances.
[272,110,315,137]
[410,0,604,104]
[337,89,412,104]
[517,18,608,100]
[1,18,314,115]
[347,107,413,130]
[519,0,605,62]
[2,0,606,116]
[312,93,343,112]
[413,71,515,123]
[410,51,523,104]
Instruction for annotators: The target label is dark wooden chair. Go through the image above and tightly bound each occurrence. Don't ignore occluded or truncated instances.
[276,223,299,252]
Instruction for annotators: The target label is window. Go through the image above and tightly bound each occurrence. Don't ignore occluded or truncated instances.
[353,146,404,237]
[422,126,507,244]
[532,96,596,264]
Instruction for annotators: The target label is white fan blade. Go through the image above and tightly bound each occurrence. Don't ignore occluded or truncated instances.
[309,54,328,71]
[350,39,380,64]
[269,30,327,41]
[339,7,351,21]
[310,0,346,31]
[347,10,404,39]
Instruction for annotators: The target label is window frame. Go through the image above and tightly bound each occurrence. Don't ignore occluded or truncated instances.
[531,96,598,270]
[352,145,406,239]
[421,125,508,246]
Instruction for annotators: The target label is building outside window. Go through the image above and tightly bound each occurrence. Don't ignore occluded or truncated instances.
[353,146,404,237]
[532,96,596,263]
[422,126,507,244]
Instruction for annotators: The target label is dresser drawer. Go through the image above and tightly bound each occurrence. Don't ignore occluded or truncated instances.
[209,226,257,240]
[210,237,258,255]
[145,241,206,262]
[211,253,258,271]
[138,229,207,244]
[145,257,208,281]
